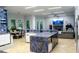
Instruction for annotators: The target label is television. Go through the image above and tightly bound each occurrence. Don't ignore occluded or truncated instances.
[53,18,63,31]
[53,18,63,26]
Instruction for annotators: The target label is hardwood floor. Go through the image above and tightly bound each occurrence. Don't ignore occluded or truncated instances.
[52,39,76,53]
[4,38,76,53]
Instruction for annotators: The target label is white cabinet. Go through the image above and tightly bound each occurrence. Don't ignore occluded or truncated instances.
[25,33,36,42]
[0,34,11,46]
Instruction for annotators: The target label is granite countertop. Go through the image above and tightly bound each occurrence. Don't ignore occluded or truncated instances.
[0,33,10,35]
[30,32,57,38]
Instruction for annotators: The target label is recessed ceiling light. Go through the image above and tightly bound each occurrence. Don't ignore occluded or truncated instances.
[34,9,44,12]
[42,13,51,15]
[48,7,62,10]
[53,11,64,14]
[25,6,36,9]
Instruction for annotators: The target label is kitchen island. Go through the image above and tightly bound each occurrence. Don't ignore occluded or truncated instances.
[30,32,58,53]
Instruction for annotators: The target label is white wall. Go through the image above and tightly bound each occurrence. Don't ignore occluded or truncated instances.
[35,16,46,30]
[7,12,75,31]
[24,15,46,30]
[7,12,25,30]
[45,13,75,31]
[7,13,37,31]
[24,15,36,30]
[75,6,79,52]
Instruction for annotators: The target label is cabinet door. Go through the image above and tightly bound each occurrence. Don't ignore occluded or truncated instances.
[26,33,30,42]
[0,34,10,46]
[48,38,53,52]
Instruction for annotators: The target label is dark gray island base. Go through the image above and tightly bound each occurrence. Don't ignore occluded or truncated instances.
[30,32,58,53]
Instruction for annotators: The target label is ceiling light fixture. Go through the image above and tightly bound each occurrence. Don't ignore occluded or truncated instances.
[34,9,44,12]
[42,13,51,15]
[48,7,62,10]
[53,11,64,14]
[25,6,37,9]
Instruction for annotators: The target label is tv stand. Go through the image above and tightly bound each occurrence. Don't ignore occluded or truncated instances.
[58,31,75,39]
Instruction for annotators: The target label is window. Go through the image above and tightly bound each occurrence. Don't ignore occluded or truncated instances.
[10,19,16,31]
[11,19,16,27]
[18,19,23,29]
[40,21,43,32]
[40,21,43,30]
[26,20,30,30]
[37,21,39,30]
[36,20,43,31]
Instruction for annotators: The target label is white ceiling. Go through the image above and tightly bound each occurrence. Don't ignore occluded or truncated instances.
[5,6,75,15]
